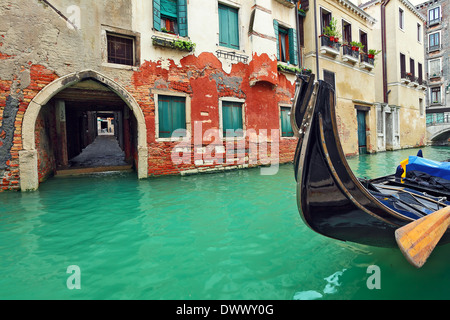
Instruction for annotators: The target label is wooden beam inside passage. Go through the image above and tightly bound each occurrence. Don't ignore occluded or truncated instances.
[53,88,125,106]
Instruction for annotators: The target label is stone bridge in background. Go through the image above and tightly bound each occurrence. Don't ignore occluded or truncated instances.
[427,120,450,145]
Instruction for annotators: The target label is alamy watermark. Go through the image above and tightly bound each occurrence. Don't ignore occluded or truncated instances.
[66,5,81,30]
[170,121,281,176]
[66,265,81,290]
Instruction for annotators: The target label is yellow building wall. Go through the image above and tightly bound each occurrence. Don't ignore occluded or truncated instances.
[301,0,377,155]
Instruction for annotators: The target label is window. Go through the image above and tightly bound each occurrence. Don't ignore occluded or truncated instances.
[428,7,440,25]
[158,95,186,138]
[323,70,335,91]
[222,101,243,137]
[360,30,367,53]
[418,62,423,83]
[419,98,424,116]
[278,26,290,63]
[429,32,440,51]
[429,59,441,78]
[399,8,404,29]
[417,23,421,42]
[107,33,135,66]
[342,20,351,43]
[431,87,441,104]
[274,21,298,65]
[400,53,406,78]
[409,58,415,78]
[219,4,239,50]
[153,0,188,37]
[280,107,294,137]
[320,8,331,34]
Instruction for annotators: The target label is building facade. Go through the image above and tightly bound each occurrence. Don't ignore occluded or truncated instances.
[0,0,302,191]
[360,0,428,151]
[301,0,378,156]
[416,0,449,126]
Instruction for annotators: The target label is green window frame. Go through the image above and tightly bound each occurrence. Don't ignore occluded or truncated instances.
[222,101,243,137]
[158,95,186,138]
[153,0,188,37]
[273,20,298,65]
[280,107,294,137]
[219,4,239,50]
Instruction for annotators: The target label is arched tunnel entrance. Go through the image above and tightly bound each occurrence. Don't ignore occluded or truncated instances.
[50,80,136,174]
[19,70,148,191]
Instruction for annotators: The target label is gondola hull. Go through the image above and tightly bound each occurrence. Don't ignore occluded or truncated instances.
[292,75,450,248]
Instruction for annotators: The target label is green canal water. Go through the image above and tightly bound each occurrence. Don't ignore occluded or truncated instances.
[1,146,450,300]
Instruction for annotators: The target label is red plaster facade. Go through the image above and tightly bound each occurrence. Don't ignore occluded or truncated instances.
[0,47,297,191]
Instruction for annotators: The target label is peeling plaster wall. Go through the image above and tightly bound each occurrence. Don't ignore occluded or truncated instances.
[0,0,298,191]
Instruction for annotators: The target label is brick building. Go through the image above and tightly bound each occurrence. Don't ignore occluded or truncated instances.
[0,0,302,191]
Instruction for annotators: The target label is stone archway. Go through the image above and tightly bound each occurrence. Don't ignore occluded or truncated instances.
[19,69,148,191]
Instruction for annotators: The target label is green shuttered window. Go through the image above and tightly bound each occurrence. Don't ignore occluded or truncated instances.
[280,107,294,137]
[153,0,188,37]
[219,4,239,50]
[158,95,186,138]
[222,102,243,137]
[273,20,298,65]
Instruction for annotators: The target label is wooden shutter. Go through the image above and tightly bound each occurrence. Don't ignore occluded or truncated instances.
[228,7,239,49]
[323,70,335,91]
[159,96,186,138]
[177,0,188,37]
[288,28,298,65]
[219,5,239,49]
[222,102,243,137]
[273,20,280,60]
[153,0,161,31]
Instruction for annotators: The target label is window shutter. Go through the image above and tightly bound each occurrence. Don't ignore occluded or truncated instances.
[159,96,186,138]
[223,102,243,137]
[219,5,229,47]
[273,20,280,60]
[158,98,171,138]
[153,0,161,31]
[172,97,186,133]
[177,0,188,37]
[228,7,239,49]
[288,28,298,65]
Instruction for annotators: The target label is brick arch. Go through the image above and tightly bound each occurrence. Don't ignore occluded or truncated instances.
[19,69,148,191]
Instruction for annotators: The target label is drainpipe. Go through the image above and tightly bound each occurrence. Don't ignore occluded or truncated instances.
[314,0,320,80]
[294,0,302,67]
[381,0,391,103]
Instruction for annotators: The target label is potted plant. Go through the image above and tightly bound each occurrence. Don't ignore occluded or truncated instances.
[368,49,381,59]
[350,41,364,52]
[323,18,341,44]
[173,38,196,52]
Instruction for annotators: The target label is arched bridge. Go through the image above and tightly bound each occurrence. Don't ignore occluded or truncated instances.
[427,120,450,145]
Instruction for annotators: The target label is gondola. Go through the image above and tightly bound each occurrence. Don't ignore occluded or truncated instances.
[291,73,450,250]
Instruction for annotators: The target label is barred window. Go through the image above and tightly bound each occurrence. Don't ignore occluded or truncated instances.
[107,33,135,66]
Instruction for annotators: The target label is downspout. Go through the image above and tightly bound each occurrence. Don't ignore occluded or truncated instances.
[381,0,391,103]
[295,0,302,67]
[314,0,320,80]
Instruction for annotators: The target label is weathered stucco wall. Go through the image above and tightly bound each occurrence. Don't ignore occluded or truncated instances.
[0,0,298,191]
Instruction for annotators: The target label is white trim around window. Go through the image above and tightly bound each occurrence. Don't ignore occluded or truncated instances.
[218,97,246,141]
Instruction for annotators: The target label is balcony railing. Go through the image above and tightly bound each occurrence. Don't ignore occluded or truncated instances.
[342,45,359,63]
[360,52,374,66]
[319,35,341,57]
